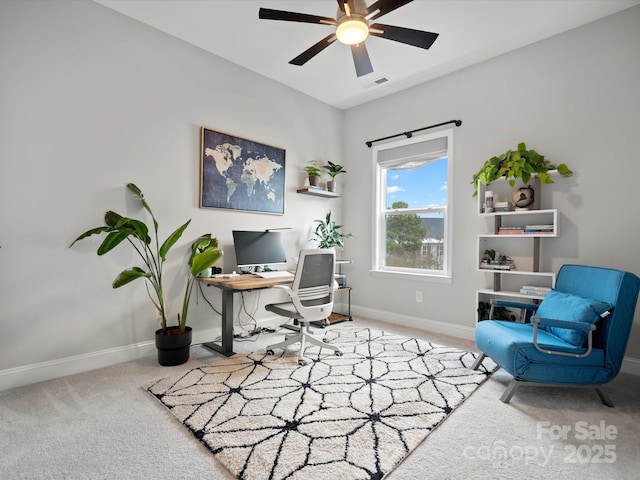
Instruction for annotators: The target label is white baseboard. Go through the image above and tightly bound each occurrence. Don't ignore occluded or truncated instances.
[620,356,640,376]
[2,309,639,392]
[0,328,220,392]
[350,305,477,341]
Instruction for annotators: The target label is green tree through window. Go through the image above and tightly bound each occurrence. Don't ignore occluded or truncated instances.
[386,201,428,267]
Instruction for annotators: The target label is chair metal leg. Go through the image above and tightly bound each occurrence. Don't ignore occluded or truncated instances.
[500,378,521,403]
[471,353,486,370]
[498,378,615,407]
[596,388,614,408]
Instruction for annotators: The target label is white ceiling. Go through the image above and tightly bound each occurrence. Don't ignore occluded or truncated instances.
[96,0,640,110]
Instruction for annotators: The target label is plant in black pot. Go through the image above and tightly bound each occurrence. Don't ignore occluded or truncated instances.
[70,183,222,366]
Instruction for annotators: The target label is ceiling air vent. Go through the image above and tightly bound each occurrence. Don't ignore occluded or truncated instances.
[363,77,389,89]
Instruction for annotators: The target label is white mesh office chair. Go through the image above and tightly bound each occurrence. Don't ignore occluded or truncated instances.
[265,248,343,365]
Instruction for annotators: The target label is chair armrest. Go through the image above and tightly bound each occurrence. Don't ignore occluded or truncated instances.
[532,316,595,358]
[490,298,538,323]
[535,316,595,333]
[272,284,293,297]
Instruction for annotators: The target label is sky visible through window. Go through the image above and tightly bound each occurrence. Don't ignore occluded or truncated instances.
[386,158,447,214]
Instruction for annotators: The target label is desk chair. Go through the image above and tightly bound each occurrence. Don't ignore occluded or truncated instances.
[472,264,640,406]
[265,248,343,365]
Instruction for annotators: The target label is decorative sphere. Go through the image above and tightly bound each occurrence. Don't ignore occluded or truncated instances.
[512,186,534,208]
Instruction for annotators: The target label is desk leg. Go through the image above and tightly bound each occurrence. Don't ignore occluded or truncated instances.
[202,289,236,357]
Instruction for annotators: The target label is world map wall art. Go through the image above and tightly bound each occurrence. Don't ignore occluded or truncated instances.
[200,127,286,214]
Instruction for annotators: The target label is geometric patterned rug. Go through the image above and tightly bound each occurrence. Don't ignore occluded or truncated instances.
[146,327,496,480]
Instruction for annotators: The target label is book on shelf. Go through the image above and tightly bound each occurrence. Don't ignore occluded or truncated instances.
[479,259,516,271]
[498,228,525,234]
[493,202,513,212]
[524,224,554,233]
[519,285,552,296]
[525,225,554,230]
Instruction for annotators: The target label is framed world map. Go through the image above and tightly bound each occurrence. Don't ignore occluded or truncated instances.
[200,127,286,214]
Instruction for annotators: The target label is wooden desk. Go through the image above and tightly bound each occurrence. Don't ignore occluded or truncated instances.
[197,274,293,356]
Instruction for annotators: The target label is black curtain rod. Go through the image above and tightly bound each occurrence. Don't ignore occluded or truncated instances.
[365,119,462,148]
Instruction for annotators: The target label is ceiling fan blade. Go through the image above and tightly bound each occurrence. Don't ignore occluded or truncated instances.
[366,0,414,21]
[290,34,337,66]
[351,43,373,77]
[259,8,336,26]
[337,0,345,13]
[370,23,439,49]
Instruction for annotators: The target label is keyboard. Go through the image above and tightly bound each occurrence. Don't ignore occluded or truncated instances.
[255,270,295,280]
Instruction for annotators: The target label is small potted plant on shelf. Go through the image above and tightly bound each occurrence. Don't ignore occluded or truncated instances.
[312,211,354,249]
[70,183,222,366]
[471,142,573,196]
[304,161,322,187]
[322,161,347,192]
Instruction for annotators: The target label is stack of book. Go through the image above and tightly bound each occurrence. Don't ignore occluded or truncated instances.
[524,224,554,234]
[493,201,513,212]
[519,285,552,297]
[479,259,516,270]
[498,226,525,235]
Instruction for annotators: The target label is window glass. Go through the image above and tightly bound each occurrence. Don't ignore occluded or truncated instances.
[372,130,452,278]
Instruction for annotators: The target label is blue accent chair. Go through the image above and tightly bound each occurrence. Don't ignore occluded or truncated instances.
[472,264,640,406]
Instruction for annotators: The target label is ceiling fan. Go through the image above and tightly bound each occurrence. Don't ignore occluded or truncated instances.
[259,0,439,77]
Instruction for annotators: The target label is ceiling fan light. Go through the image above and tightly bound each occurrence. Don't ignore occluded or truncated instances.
[336,18,369,45]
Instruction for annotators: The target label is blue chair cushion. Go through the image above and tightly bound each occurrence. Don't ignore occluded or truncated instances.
[474,320,610,384]
[535,290,611,347]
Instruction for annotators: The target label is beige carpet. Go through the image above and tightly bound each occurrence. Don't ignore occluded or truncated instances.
[2,318,640,479]
[146,327,496,479]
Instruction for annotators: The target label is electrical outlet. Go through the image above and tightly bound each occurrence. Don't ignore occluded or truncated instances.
[415,291,423,303]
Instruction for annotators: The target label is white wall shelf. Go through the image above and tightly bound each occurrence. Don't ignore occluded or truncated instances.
[296,187,340,198]
[476,178,559,321]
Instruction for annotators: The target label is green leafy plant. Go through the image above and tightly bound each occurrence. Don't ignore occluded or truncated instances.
[313,211,354,249]
[483,249,496,261]
[477,301,516,321]
[70,183,221,334]
[322,161,347,178]
[304,161,322,178]
[471,142,573,196]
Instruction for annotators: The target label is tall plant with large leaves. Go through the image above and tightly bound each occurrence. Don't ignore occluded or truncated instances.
[70,183,215,334]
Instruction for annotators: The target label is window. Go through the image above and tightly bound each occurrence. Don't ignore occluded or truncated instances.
[372,129,453,280]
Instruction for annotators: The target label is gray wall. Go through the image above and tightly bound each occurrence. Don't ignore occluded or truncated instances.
[0,0,344,386]
[2,1,639,389]
[342,6,640,357]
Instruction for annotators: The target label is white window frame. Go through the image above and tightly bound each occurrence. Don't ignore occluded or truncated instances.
[371,128,453,283]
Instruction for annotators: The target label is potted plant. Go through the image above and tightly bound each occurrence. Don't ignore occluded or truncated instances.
[305,161,322,187]
[323,161,347,192]
[312,211,354,249]
[70,183,222,366]
[471,142,573,196]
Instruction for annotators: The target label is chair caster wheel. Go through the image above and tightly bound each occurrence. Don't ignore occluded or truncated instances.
[266,349,274,355]
[298,359,308,366]
[335,351,343,356]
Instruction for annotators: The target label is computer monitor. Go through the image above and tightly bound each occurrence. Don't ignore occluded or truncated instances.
[232,230,287,270]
